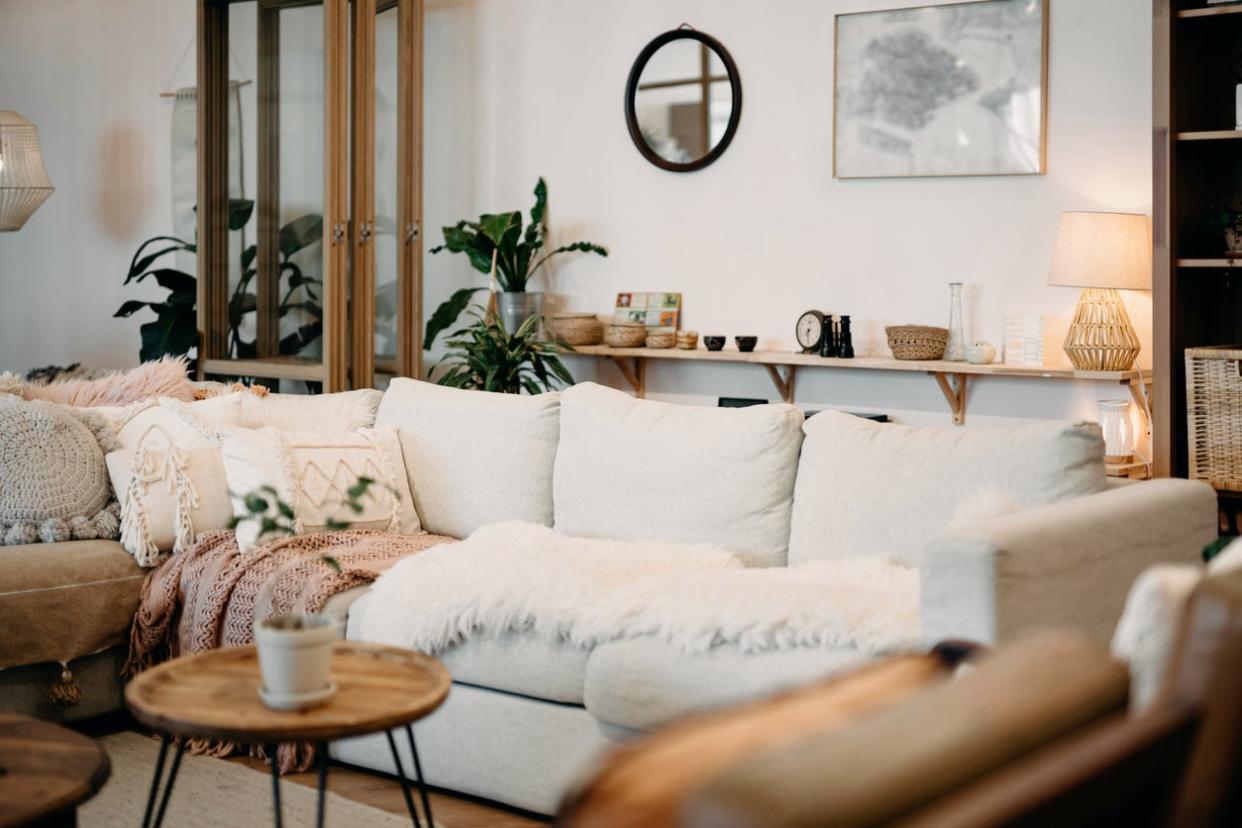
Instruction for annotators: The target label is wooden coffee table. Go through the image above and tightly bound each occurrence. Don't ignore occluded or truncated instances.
[0,714,110,827]
[126,641,450,828]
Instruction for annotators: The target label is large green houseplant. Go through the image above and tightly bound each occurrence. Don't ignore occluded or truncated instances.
[114,198,323,368]
[428,177,607,337]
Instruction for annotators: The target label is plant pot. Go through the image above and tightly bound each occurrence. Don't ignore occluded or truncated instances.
[496,291,545,336]
[254,614,339,710]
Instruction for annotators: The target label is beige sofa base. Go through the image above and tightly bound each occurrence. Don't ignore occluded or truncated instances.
[0,647,127,723]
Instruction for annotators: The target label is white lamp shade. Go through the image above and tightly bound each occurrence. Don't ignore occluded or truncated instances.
[1048,211,1152,291]
[0,111,54,231]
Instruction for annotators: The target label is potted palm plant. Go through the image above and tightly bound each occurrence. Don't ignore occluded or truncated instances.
[430,177,607,335]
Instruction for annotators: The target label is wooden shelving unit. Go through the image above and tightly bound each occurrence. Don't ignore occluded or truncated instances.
[571,345,1152,428]
[1153,1,1242,486]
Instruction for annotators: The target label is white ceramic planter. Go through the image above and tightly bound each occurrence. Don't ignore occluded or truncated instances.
[254,614,339,710]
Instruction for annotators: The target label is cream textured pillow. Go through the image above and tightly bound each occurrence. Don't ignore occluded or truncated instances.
[238,389,383,432]
[553,383,805,568]
[0,397,121,545]
[787,411,1107,567]
[103,397,242,566]
[220,425,420,552]
[375,379,561,538]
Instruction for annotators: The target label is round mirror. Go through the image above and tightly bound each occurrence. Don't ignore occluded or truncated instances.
[625,28,742,173]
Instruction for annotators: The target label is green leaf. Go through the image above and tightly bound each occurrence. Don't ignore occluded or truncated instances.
[126,236,194,283]
[241,244,257,271]
[113,300,151,319]
[228,198,255,231]
[138,310,197,362]
[279,213,323,257]
[346,477,374,499]
[152,269,197,295]
[530,177,548,227]
[244,494,269,514]
[321,555,343,574]
[478,212,520,248]
[277,500,296,520]
[424,287,486,349]
[325,518,349,531]
[347,500,364,514]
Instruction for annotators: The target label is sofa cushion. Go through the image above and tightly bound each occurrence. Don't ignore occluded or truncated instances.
[0,540,145,670]
[219,426,420,552]
[788,411,1106,568]
[238,388,383,432]
[440,632,591,704]
[375,379,561,538]
[553,383,804,567]
[583,636,870,731]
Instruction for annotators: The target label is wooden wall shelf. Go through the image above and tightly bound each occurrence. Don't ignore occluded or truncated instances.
[1176,258,1242,268]
[1177,130,1242,141]
[570,345,1152,427]
[1177,5,1242,19]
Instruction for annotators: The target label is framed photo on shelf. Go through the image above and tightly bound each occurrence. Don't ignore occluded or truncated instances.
[833,0,1048,178]
[613,292,682,331]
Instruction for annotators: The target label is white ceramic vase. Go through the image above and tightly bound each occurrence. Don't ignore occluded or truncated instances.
[254,614,339,710]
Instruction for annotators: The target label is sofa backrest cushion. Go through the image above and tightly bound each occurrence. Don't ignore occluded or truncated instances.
[553,383,804,567]
[238,388,382,432]
[788,411,1106,567]
[375,379,561,538]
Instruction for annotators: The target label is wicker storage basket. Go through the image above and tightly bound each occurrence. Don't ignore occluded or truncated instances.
[604,323,648,348]
[676,331,699,350]
[646,331,676,349]
[548,313,604,346]
[1186,346,1242,491]
[886,325,948,360]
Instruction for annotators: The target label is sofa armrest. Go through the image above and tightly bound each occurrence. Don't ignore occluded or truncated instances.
[921,479,1218,647]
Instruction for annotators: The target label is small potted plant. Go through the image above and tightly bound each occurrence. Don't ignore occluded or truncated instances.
[429,177,607,335]
[231,480,378,710]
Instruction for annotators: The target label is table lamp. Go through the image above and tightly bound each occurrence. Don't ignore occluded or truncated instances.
[1048,211,1151,372]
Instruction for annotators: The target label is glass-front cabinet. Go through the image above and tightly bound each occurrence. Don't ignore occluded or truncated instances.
[196,0,423,391]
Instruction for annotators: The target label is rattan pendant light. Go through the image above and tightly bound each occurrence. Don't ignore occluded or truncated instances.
[0,111,54,231]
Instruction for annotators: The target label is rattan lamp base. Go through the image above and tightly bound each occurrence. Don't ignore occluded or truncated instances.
[1062,287,1142,372]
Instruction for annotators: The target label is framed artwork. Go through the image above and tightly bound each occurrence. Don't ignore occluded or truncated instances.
[833,0,1047,179]
[614,292,682,331]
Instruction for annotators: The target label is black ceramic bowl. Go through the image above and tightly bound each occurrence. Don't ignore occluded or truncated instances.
[703,336,726,352]
[735,336,758,353]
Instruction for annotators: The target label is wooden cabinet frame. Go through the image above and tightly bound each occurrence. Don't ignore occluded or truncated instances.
[196,0,423,391]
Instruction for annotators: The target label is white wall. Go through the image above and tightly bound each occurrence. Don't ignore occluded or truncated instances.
[1,0,1153,433]
[430,0,1153,430]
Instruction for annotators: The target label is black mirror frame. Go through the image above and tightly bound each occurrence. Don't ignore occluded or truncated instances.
[624,28,743,173]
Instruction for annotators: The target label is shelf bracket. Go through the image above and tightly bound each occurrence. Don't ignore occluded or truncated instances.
[611,357,646,398]
[932,372,968,426]
[763,364,797,404]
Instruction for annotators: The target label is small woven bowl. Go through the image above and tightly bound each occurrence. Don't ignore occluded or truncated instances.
[676,331,699,350]
[646,331,676,349]
[548,313,603,346]
[604,323,648,348]
[886,325,948,360]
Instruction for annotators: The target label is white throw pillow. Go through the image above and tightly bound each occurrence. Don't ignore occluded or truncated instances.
[219,425,420,552]
[788,411,1107,567]
[102,397,243,566]
[375,379,562,538]
[553,383,805,568]
[238,388,383,432]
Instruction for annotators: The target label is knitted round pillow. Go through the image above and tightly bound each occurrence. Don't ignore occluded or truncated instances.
[0,396,121,545]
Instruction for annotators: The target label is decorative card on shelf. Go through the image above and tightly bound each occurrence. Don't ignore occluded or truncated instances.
[833,0,1047,178]
[614,293,682,331]
[1004,314,1045,367]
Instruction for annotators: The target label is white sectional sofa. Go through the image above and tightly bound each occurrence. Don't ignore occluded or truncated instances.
[331,379,1219,815]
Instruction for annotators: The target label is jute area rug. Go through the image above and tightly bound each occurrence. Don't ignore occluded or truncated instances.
[82,732,411,826]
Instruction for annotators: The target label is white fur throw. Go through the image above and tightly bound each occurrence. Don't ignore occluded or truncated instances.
[352,522,920,657]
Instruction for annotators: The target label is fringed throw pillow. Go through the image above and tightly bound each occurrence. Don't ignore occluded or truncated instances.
[0,397,121,545]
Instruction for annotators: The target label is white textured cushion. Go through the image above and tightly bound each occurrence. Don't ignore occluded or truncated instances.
[220,425,420,552]
[375,379,561,538]
[103,398,242,565]
[239,389,382,432]
[789,411,1106,567]
[553,383,804,567]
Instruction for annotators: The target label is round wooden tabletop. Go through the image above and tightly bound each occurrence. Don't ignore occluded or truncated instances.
[0,714,111,826]
[125,642,451,744]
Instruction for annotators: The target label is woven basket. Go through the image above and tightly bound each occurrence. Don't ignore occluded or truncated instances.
[676,331,699,350]
[886,325,948,361]
[1187,346,1242,491]
[646,331,676,349]
[604,323,648,348]
[547,313,603,346]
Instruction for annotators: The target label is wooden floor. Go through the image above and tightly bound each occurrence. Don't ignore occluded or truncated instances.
[230,753,547,827]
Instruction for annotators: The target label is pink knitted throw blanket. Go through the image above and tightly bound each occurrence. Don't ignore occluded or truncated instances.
[125,528,453,771]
